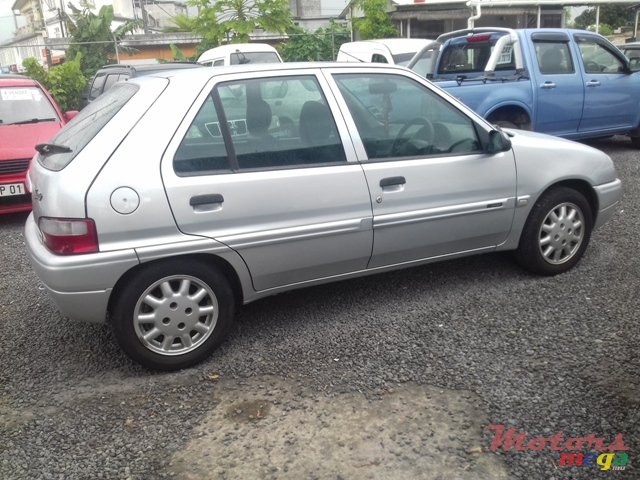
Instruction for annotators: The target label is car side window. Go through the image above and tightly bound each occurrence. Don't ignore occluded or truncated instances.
[576,38,625,73]
[89,74,106,100]
[173,95,230,175]
[215,75,346,170]
[103,74,120,92]
[333,73,481,160]
[534,42,574,74]
[372,54,388,63]
[213,60,224,66]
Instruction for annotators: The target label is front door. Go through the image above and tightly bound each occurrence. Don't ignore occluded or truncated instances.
[574,33,638,133]
[162,71,373,291]
[327,70,517,269]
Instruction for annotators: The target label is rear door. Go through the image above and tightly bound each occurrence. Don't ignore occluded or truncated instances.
[573,33,639,133]
[162,70,373,292]
[529,32,584,135]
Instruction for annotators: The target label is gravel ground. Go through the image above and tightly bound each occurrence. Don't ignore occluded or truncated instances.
[0,136,638,479]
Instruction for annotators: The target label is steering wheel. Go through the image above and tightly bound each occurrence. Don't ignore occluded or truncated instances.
[391,118,434,156]
[585,61,601,73]
[447,138,477,153]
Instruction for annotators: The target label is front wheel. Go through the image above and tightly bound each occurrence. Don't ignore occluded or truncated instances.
[111,259,234,370]
[516,187,593,276]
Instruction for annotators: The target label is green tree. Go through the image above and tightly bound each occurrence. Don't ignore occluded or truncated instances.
[188,0,292,48]
[64,1,141,79]
[280,21,350,61]
[574,5,631,31]
[352,0,397,40]
[22,54,86,111]
[163,13,196,33]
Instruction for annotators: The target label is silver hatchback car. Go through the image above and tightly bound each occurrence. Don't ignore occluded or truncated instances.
[25,63,621,370]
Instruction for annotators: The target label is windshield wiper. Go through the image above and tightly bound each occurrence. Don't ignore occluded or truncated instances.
[35,143,72,155]
[10,117,57,125]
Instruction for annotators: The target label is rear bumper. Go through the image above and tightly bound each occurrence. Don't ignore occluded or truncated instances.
[594,178,622,230]
[25,213,139,323]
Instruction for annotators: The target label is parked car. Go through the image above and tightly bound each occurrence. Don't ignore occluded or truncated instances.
[196,43,282,67]
[337,38,434,66]
[0,74,76,214]
[408,28,640,146]
[25,63,621,370]
[619,41,640,69]
[80,62,203,108]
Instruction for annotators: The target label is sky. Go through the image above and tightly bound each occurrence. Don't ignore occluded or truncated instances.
[1,0,17,42]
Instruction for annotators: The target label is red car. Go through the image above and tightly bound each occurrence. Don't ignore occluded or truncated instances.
[0,74,77,214]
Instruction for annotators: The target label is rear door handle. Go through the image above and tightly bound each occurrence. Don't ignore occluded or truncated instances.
[380,176,406,188]
[541,81,556,89]
[190,194,224,212]
[586,80,601,87]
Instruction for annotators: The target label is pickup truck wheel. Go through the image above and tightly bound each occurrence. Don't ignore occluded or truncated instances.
[111,259,234,371]
[516,187,592,276]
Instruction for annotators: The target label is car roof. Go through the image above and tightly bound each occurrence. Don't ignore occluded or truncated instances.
[145,61,409,80]
[97,63,204,76]
[341,38,434,55]
[199,43,278,56]
[0,74,38,87]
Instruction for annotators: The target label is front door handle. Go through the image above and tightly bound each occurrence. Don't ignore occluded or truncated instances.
[586,80,601,87]
[190,194,224,212]
[541,81,556,89]
[380,176,406,188]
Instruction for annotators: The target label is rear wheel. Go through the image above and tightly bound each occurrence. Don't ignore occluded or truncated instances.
[111,259,234,370]
[516,187,593,275]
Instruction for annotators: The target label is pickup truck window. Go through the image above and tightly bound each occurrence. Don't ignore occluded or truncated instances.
[334,73,480,160]
[437,35,514,75]
[576,39,625,74]
[534,42,575,74]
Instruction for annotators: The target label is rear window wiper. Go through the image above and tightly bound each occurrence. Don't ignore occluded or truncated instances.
[10,117,57,125]
[35,143,72,155]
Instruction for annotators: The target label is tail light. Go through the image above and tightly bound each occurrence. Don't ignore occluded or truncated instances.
[467,34,491,43]
[38,217,99,255]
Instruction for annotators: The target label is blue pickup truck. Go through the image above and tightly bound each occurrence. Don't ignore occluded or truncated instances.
[408,28,640,147]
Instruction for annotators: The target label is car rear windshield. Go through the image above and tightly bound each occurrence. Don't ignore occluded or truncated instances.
[37,82,138,171]
[0,86,59,125]
[438,34,512,75]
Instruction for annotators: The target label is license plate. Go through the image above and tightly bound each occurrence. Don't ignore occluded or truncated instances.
[0,183,26,197]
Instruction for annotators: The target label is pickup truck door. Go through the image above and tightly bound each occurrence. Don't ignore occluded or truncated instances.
[529,33,584,135]
[326,70,516,269]
[573,33,639,133]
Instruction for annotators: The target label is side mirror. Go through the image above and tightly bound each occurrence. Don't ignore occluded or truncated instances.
[64,111,79,121]
[629,57,640,73]
[487,129,512,154]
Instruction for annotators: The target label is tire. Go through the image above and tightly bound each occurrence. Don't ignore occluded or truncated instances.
[111,259,235,371]
[515,187,593,276]
[631,135,640,149]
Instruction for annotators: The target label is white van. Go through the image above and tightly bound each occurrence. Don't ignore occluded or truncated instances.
[336,38,434,66]
[197,43,283,67]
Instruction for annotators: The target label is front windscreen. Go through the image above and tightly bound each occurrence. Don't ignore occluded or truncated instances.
[0,86,59,125]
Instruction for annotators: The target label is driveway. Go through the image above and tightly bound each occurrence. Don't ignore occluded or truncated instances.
[0,136,637,479]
